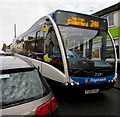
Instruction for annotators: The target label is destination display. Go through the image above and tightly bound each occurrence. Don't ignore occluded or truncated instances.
[55,10,107,30]
[67,16,99,28]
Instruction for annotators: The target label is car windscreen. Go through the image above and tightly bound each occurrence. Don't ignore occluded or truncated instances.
[91,60,113,67]
[0,68,51,108]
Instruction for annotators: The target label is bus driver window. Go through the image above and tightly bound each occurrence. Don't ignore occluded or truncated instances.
[44,26,64,72]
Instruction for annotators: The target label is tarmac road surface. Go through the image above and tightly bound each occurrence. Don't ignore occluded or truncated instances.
[54,88,120,116]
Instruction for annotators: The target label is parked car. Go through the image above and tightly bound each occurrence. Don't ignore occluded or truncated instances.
[27,52,45,61]
[5,49,14,56]
[0,50,6,56]
[0,56,58,116]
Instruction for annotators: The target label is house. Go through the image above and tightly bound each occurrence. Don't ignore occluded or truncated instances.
[92,2,120,60]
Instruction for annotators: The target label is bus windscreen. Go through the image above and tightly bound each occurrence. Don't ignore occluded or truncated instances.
[55,10,107,31]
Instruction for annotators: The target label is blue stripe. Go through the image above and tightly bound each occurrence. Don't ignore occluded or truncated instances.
[70,75,115,84]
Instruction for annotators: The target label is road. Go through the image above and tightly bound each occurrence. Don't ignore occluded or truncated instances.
[53,88,120,116]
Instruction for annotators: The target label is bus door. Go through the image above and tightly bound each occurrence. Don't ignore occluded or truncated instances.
[34,17,67,83]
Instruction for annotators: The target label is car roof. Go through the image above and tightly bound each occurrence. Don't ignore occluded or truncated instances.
[0,56,35,70]
[0,50,5,54]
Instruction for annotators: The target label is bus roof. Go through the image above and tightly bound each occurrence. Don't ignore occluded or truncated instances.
[50,9,107,20]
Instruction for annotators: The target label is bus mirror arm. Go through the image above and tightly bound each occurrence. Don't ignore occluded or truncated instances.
[37,66,40,71]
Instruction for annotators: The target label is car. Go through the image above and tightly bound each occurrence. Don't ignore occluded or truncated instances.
[0,50,6,56]
[5,49,14,56]
[27,52,45,61]
[66,50,82,62]
[0,56,58,116]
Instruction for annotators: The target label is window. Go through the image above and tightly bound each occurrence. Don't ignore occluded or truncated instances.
[35,19,64,73]
[36,31,44,52]
[1,69,50,107]
[44,26,64,73]
[108,14,114,26]
[103,14,114,27]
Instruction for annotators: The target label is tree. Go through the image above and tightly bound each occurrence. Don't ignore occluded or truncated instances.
[2,43,7,51]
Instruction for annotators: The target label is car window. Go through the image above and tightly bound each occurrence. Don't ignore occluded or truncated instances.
[5,49,11,52]
[66,50,82,62]
[91,60,113,67]
[0,68,50,107]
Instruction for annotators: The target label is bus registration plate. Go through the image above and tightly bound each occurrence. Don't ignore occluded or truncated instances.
[85,89,99,94]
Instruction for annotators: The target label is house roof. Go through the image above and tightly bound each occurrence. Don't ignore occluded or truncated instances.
[92,2,120,17]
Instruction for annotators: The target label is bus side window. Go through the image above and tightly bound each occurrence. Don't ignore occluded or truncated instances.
[36,31,44,53]
[44,25,64,73]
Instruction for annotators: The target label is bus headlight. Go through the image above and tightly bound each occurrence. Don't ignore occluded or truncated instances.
[111,80,114,82]
[71,82,74,86]
[76,82,80,85]
[65,82,69,86]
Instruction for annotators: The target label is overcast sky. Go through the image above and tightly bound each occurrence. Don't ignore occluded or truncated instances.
[0,0,120,49]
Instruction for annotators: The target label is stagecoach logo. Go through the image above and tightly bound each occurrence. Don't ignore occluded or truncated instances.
[85,78,89,83]
[90,78,106,83]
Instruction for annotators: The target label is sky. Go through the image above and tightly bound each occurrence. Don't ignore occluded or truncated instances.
[0,0,120,49]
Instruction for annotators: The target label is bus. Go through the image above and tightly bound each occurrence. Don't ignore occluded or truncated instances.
[12,10,117,94]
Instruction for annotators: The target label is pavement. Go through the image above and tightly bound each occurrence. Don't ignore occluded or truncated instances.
[57,88,120,116]
[114,71,120,89]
